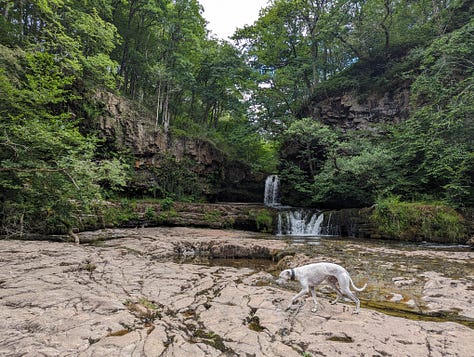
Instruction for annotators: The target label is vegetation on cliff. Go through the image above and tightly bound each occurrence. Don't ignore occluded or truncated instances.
[0,0,472,238]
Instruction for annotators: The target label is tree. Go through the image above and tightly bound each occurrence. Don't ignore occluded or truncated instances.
[278,118,395,207]
[111,0,210,132]
[392,18,474,206]
[233,0,460,138]
[190,39,251,127]
[0,46,128,238]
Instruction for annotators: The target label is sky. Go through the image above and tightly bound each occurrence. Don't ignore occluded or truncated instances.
[199,0,269,40]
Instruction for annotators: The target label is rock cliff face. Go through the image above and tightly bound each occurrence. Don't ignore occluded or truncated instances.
[90,84,412,204]
[91,91,263,201]
[93,91,167,156]
[302,87,411,130]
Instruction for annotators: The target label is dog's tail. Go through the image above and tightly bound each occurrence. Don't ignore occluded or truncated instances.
[350,278,367,292]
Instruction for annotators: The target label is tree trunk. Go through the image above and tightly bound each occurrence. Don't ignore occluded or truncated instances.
[155,81,162,128]
[163,90,170,134]
[381,0,391,54]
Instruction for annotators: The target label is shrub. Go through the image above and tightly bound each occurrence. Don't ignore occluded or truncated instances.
[371,197,467,243]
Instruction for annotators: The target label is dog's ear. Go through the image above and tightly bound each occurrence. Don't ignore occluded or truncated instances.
[281,270,291,279]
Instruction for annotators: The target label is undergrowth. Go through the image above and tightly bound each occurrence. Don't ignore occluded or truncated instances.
[371,197,467,243]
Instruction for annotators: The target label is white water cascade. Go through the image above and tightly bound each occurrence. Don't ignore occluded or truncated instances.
[264,175,280,206]
[277,208,324,236]
[264,175,324,236]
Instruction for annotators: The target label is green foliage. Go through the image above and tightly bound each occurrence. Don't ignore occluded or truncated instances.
[146,154,204,201]
[98,200,140,226]
[250,209,273,233]
[279,162,313,207]
[278,118,339,206]
[144,207,157,220]
[216,116,278,172]
[0,46,128,237]
[160,197,175,211]
[203,209,222,223]
[312,145,395,207]
[311,50,421,101]
[274,12,473,211]
[234,0,456,135]
[172,114,278,173]
[283,119,339,173]
[279,119,395,207]
[391,18,474,207]
[372,197,468,243]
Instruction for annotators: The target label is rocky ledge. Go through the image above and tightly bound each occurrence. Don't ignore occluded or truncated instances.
[0,227,473,356]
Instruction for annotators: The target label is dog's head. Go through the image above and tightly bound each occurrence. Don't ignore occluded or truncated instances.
[276,269,293,285]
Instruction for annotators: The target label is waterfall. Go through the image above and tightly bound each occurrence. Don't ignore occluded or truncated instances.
[277,208,324,236]
[264,175,326,236]
[264,175,280,207]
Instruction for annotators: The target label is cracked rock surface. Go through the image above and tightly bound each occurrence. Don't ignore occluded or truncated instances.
[0,227,473,356]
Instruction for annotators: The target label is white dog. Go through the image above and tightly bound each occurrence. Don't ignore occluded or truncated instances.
[276,262,367,314]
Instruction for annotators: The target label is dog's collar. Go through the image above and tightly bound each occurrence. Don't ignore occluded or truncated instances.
[290,268,295,280]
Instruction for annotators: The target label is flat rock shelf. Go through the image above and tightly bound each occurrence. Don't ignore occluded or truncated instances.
[0,227,473,356]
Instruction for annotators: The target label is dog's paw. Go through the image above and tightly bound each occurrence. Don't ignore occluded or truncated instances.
[311,308,318,313]
[352,310,360,314]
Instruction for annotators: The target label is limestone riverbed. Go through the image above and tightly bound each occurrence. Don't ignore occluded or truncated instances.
[0,227,473,356]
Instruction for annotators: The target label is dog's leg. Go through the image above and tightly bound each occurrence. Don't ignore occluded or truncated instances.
[345,291,361,314]
[309,286,318,312]
[326,276,343,305]
[338,275,361,314]
[287,288,308,310]
[341,284,360,314]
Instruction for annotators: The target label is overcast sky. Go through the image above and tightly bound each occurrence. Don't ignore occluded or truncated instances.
[199,0,269,40]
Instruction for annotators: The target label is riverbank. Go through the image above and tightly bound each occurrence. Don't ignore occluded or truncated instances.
[1,227,473,356]
[56,200,473,246]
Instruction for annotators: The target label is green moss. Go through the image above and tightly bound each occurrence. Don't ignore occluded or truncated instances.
[364,300,474,329]
[247,315,265,332]
[124,297,162,322]
[192,329,229,352]
[244,308,267,332]
[98,200,140,226]
[204,209,222,222]
[138,297,158,310]
[250,209,273,233]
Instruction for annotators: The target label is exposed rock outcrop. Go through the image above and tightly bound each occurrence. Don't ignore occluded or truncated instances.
[76,202,274,234]
[303,87,411,131]
[89,90,263,201]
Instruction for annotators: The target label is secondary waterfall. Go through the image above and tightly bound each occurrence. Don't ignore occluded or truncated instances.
[264,175,324,236]
[277,208,324,236]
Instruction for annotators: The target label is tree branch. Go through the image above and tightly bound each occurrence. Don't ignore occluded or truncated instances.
[0,167,81,190]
